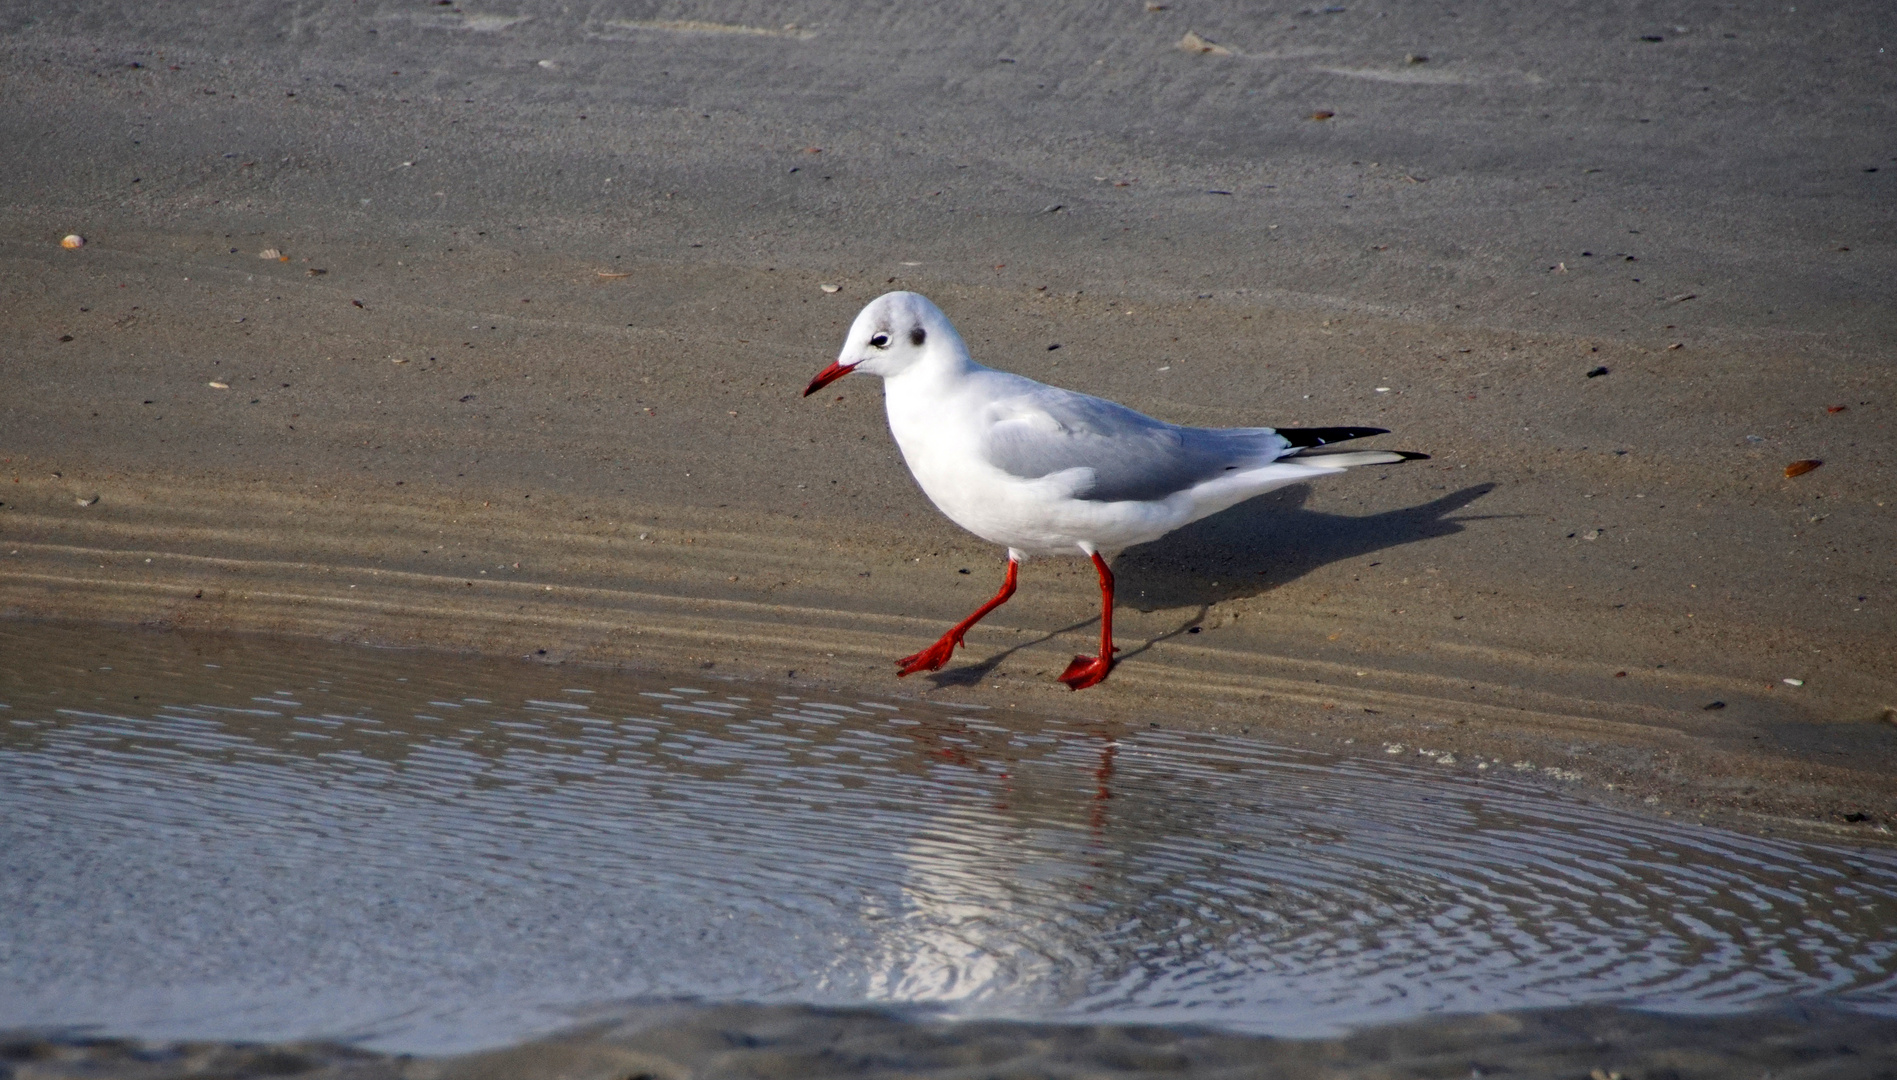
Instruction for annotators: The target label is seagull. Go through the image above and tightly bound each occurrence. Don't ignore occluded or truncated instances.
[804,292,1426,689]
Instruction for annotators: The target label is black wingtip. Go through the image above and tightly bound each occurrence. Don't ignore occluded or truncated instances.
[1277,426,1389,448]
[1394,451,1431,462]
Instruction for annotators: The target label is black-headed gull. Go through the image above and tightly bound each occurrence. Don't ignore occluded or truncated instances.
[804,292,1426,689]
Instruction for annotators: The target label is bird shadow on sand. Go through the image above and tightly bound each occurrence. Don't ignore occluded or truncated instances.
[917,482,1498,687]
[1115,481,1499,612]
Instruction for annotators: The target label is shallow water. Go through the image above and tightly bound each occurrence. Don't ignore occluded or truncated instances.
[2,622,1893,1054]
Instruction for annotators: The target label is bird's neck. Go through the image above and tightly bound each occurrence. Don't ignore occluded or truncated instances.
[890,344,979,389]
[882,347,980,447]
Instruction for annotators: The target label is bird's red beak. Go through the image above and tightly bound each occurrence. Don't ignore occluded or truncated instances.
[802,360,857,397]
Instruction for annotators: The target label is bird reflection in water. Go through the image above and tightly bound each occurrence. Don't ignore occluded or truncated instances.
[858,719,1124,1007]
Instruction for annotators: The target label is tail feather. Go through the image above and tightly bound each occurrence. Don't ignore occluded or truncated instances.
[1276,426,1388,448]
[1287,448,1430,467]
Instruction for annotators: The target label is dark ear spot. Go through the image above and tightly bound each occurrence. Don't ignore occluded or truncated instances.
[909,326,927,347]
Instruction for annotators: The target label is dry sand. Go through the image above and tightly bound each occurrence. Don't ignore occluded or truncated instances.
[1,1,1893,839]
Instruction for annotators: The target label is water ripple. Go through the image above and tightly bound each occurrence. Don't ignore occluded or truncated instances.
[1,623,1893,1053]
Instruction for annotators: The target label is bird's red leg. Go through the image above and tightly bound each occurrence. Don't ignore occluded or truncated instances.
[896,559,1019,676]
[1058,552,1117,690]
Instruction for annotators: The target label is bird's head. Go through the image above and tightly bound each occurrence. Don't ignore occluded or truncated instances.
[803,291,961,396]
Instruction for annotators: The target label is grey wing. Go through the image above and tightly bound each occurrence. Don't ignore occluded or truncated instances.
[980,385,1292,502]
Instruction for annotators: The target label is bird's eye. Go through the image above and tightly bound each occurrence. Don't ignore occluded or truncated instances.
[869,332,891,348]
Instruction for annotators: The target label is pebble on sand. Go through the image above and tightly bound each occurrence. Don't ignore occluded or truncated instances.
[1784,459,1822,478]
[259,247,288,261]
[61,234,85,249]
[208,381,230,389]
[820,283,841,293]
[1178,32,1233,56]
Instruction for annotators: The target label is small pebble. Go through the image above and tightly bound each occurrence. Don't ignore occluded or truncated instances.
[61,234,85,249]
[1586,366,1610,377]
[1783,459,1822,478]
[1177,32,1233,55]
[1782,678,1804,687]
[820,283,841,293]
[207,380,230,389]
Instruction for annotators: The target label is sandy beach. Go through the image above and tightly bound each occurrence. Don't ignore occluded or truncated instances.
[3,0,1894,844]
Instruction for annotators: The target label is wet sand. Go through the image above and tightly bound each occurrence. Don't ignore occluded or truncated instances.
[8,1000,1897,1080]
[2,0,1895,846]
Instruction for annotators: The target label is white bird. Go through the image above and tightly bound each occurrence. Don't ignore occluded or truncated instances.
[804,292,1425,689]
